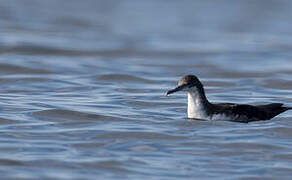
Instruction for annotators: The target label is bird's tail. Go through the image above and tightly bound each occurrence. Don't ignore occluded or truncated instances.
[265,103,291,119]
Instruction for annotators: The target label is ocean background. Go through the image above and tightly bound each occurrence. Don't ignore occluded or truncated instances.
[0,0,292,179]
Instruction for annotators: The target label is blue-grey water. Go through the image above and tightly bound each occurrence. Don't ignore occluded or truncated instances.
[1,0,292,179]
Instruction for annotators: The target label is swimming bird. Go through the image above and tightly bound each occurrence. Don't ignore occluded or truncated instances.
[166,75,291,122]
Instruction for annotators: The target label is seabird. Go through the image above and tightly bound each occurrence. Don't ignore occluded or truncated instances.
[167,75,291,122]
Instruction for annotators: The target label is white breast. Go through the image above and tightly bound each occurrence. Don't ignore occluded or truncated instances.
[187,92,207,119]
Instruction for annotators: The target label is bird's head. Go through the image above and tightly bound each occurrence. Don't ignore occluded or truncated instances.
[166,75,203,95]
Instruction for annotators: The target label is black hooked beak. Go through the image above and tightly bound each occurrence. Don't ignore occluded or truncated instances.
[166,84,188,96]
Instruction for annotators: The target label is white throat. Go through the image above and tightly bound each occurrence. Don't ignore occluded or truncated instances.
[187,91,207,119]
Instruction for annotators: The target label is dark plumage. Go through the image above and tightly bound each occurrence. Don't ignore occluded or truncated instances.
[211,103,291,122]
[167,75,291,122]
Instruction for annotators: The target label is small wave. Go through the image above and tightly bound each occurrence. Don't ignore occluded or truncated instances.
[0,63,52,75]
[97,74,154,83]
[31,109,126,122]
[0,159,26,166]
[92,131,186,140]
[124,100,181,108]
[0,117,17,125]
[263,79,292,90]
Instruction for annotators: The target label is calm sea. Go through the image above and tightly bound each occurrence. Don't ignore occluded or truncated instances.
[0,0,292,179]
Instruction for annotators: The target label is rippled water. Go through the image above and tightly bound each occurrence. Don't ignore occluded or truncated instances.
[1,0,292,179]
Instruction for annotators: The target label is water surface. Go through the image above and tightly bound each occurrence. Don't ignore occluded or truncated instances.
[0,0,292,179]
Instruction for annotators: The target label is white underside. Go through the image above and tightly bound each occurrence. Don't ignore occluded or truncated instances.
[187,91,246,121]
[188,107,238,121]
[208,113,240,121]
[187,91,206,119]
[188,108,243,121]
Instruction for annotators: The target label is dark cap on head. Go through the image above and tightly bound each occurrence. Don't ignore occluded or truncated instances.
[178,75,201,86]
[166,74,203,95]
